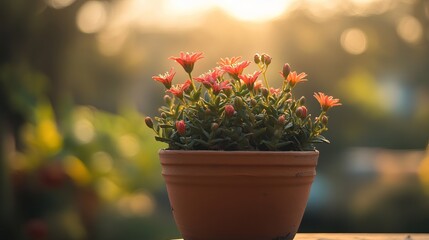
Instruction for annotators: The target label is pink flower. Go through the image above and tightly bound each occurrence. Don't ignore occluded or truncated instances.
[313,92,341,111]
[287,71,307,87]
[212,80,232,95]
[194,68,223,88]
[167,80,192,99]
[176,120,186,136]
[221,61,251,79]
[169,52,204,74]
[254,80,263,91]
[217,56,242,66]
[239,71,261,90]
[152,68,175,89]
[225,104,235,117]
[270,87,281,95]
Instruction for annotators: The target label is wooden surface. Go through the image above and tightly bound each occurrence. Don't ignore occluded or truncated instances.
[294,233,428,240]
[172,233,429,240]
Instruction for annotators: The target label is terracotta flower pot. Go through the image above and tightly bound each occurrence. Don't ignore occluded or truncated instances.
[160,150,319,240]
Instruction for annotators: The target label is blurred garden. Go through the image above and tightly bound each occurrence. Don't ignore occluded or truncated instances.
[1,0,429,239]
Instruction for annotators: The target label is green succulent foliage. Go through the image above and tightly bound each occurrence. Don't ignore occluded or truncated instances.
[147,54,336,151]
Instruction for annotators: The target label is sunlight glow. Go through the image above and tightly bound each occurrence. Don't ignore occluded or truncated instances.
[218,0,293,22]
[76,1,108,34]
[340,28,368,55]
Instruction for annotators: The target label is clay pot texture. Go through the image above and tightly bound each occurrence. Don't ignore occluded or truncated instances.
[160,150,319,240]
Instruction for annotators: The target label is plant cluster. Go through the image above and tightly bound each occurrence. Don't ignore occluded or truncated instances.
[145,52,341,151]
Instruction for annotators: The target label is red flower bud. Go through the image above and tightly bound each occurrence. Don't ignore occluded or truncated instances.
[261,87,269,98]
[321,115,328,125]
[164,95,172,105]
[145,117,154,129]
[278,115,286,125]
[176,120,186,136]
[225,105,235,117]
[262,54,272,65]
[250,99,257,107]
[254,53,261,64]
[282,63,291,79]
[211,122,219,131]
[296,106,308,119]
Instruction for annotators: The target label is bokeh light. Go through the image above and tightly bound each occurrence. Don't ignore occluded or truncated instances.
[117,192,155,217]
[76,1,108,34]
[91,151,113,174]
[397,15,423,44]
[340,28,368,55]
[64,155,91,186]
[45,0,75,9]
[73,118,95,144]
[118,134,139,158]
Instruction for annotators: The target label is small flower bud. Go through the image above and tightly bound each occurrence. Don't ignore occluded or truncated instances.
[263,54,272,65]
[205,108,211,115]
[285,93,292,99]
[225,104,235,118]
[145,117,154,129]
[321,115,328,125]
[298,96,306,106]
[224,88,232,97]
[296,106,308,119]
[164,95,172,105]
[211,122,219,131]
[176,120,186,136]
[282,63,291,79]
[250,99,257,107]
[254,53,261,64]
[261,87,269,98]
[278,115,286,125]
[234,97,243,110]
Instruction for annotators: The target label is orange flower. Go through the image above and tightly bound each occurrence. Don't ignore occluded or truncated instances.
[175,120,186,136]
[286,71,307,87]
[167,80,192,99]
[238,71,261,90]
[217,56,242,66]
[169,52,203,74]
[152,68,175,89]
[313,92,341,111]
[221,61,251,79]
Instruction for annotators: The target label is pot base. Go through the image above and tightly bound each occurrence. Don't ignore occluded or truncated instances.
[160,150,319,240]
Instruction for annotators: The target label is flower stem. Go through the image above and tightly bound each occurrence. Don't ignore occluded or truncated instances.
[188,73,196,90]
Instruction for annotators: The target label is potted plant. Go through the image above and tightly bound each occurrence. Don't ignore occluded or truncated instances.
[145,52,341,240]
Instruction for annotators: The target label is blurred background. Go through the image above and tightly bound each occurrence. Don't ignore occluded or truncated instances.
[1,0,429,239]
